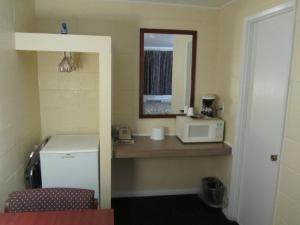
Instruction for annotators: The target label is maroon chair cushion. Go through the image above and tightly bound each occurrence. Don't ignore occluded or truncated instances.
[5,188,96,213]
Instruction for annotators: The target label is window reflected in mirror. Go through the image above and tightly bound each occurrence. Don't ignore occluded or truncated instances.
[140,29,197,118]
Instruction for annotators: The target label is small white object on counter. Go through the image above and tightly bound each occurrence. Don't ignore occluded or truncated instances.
[150,127,165,141]
[187,107,194,116]
[183,105,189,114]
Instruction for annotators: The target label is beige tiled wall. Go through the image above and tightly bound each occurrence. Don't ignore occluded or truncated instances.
[37,52,99,138]
[1,0,297,217]
[35,1,220,135]
[0,0,41,211]
[112,155,231,194]
[34,0,232,194]
[34,1,300,217]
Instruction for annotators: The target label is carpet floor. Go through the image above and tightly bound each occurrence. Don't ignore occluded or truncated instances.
[112,194,238,225]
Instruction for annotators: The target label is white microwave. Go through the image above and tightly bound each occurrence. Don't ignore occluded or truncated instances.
[176,116,224,143]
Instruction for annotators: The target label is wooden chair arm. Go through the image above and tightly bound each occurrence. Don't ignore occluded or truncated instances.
[4,200,10,213]
[93,199,98,209]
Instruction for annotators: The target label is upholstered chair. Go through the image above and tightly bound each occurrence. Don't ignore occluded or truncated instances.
[4,188,98,213]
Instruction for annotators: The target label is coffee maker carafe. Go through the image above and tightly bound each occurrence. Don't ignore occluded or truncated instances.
[201,95,215,117]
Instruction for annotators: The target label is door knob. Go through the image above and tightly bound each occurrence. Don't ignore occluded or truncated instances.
[270,154,278,161]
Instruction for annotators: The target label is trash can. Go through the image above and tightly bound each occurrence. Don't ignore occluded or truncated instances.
[201,177,226,208]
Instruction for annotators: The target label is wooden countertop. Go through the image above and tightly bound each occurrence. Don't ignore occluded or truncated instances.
[113,136,232,159]
[0,209,114,225]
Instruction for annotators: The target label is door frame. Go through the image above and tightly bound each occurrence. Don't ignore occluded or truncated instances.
[227,0,296,221]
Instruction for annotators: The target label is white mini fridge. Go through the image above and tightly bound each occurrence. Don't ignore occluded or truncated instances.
[40,135,99,198]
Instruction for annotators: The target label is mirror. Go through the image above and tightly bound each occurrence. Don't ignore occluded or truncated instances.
[139,28,197,118]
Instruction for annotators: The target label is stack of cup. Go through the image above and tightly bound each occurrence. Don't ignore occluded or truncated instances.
[150,127,165,141]
[184,106,194,116]
[187,107,194,116]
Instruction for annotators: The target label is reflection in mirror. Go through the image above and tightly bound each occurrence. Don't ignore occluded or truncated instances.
[140,29,197,118]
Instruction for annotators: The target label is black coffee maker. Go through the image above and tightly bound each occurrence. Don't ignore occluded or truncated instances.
[201,95,215,117]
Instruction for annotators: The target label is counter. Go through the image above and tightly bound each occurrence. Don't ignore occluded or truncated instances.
[113,136,232,159]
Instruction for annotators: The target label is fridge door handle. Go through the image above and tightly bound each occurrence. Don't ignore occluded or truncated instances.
[61,154,76,159]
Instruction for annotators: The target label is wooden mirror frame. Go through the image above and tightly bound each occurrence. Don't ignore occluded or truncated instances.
[139,28,197,118]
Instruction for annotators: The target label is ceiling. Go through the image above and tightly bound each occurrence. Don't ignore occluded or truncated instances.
[112,0,233,8]
[34,0,235,19]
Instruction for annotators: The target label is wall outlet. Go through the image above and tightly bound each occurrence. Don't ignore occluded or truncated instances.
[217,102,225,115]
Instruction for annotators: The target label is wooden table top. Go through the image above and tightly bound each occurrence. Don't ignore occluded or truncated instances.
[113,136,232,158]
[0,209,114,225]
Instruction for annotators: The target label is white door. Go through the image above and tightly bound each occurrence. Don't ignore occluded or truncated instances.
[238,6,295,225]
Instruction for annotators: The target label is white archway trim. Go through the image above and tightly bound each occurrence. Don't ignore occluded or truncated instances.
[15,32,112,209]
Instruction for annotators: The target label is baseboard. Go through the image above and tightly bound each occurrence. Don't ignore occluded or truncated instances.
[112,188,199,198]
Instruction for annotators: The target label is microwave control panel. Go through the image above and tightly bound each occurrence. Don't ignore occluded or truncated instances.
[216,122,224,140]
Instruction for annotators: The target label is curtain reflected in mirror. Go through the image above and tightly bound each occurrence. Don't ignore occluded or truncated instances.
[144,50,173,114]
[140,29,197,118]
